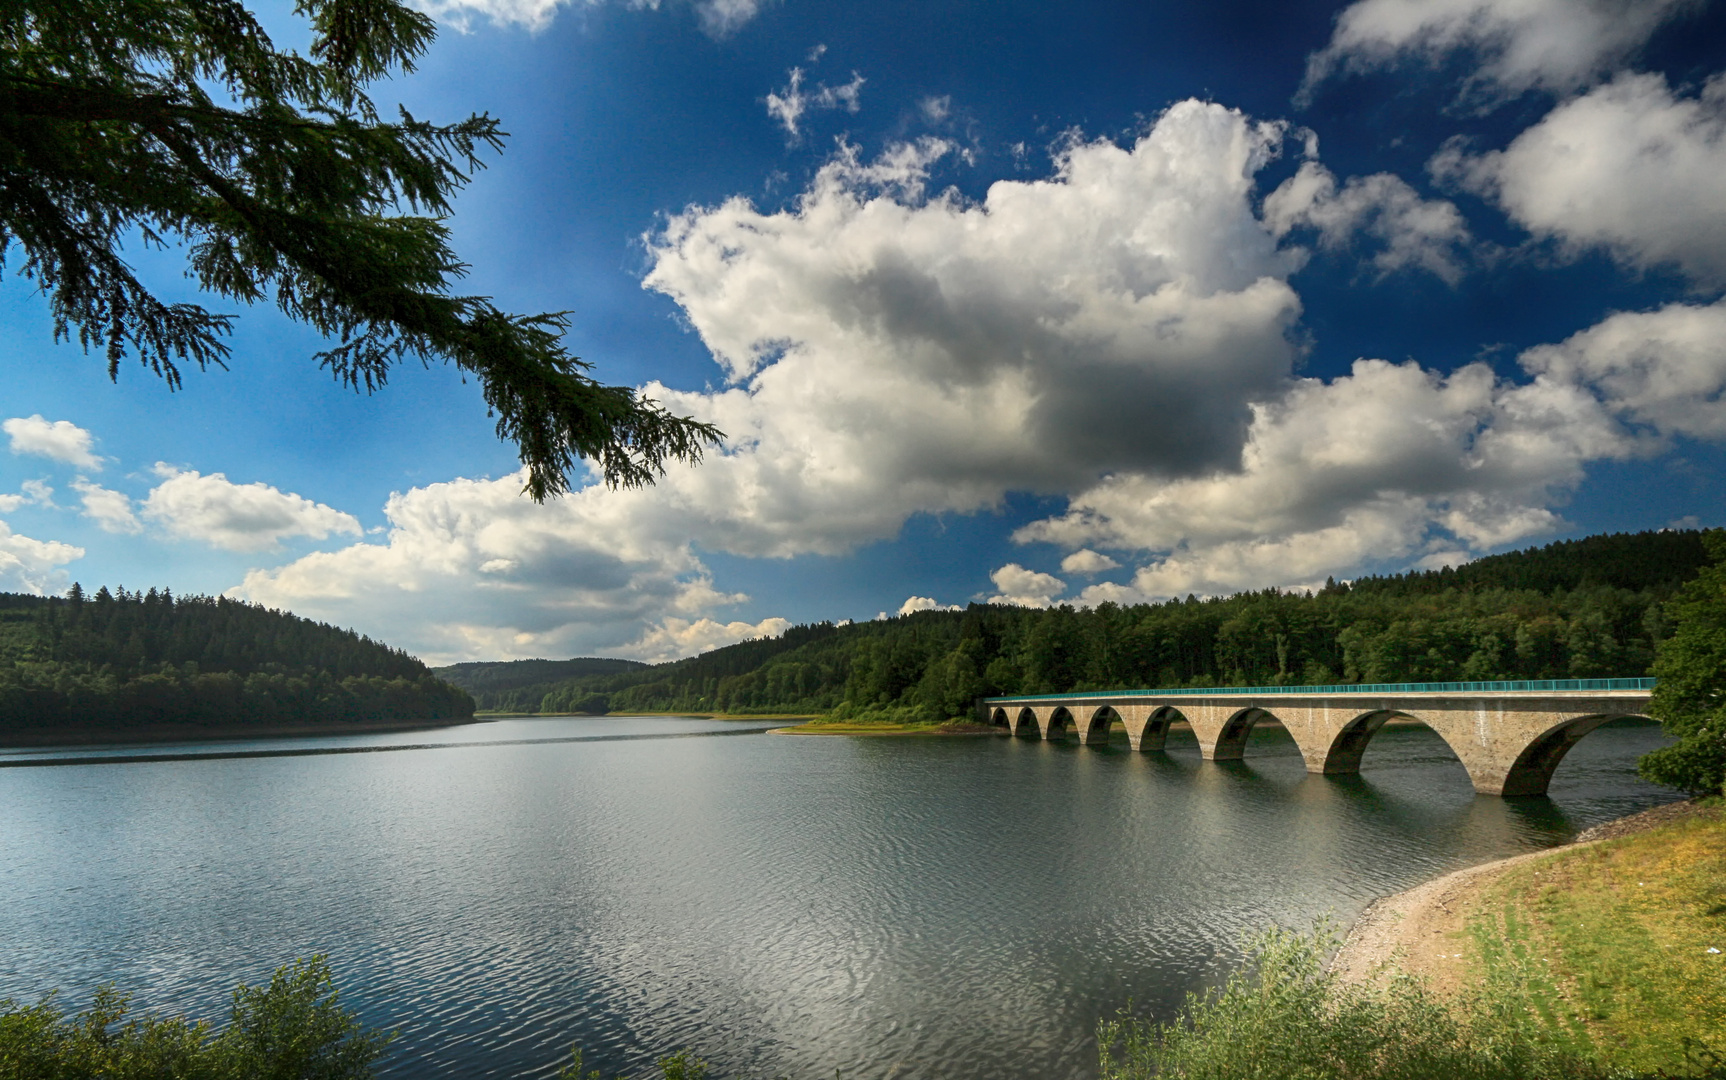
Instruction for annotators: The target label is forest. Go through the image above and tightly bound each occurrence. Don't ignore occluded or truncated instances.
[0,585,473,729]
[438,530,1715,723]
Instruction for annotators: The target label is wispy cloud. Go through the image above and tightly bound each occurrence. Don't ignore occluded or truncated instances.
[765,66,865,141]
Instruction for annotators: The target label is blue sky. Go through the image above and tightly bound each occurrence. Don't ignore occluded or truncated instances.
[4,0,1726,663]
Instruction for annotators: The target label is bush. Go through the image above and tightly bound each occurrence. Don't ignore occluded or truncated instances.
[1097,927,1621,1080]
[0,957,391,1080]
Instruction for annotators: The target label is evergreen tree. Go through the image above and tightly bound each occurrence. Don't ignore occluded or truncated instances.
[1,0,719,499]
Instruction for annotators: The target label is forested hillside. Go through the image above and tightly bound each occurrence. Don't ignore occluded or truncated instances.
[468,530,1712,722]
[433,657,645,696]
[0,585,472,729]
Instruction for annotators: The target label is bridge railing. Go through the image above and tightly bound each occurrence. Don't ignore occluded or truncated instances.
[985,676,1656,705]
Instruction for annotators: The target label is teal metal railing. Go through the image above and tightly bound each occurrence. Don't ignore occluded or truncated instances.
[984,676,1655,704]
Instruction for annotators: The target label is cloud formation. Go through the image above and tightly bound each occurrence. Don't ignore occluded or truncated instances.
[1019,297,1726,602]
[236,96,1726,662]
[617,615,792,664]
[236,472,773,665]
[1300,0,1700,106]
[0,521,82,595]
[1265,161,1472,283]
[986,564,1068,608]
[72,479,142,535]
[233,100,1502,660]
[1060,549,1120,574]
[642,101,1305,554]
[4,415,100,470]
[143,466,362,552]
[897,595,961,615]
[765,66,865,140]
[1435,72,1726,286]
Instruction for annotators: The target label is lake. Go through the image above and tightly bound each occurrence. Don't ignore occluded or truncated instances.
[0,716,1678,1079]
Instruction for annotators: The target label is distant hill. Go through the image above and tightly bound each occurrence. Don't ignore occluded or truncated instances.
[0,586,472,730]
[433,657,646,696]
[471,528,1717,721]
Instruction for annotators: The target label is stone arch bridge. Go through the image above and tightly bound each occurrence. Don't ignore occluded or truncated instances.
[981,679,1655,797]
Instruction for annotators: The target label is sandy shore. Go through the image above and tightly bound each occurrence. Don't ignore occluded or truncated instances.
[1330,798,1708,993]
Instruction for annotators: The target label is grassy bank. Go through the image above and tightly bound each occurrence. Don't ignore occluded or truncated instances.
[1453,799,1724,1073]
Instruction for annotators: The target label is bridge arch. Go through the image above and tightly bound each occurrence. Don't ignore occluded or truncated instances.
[1078,705,1117,746]
[1012,707,1040,738]
[1497,711,1650,796]
[1133,705,1185,752]
[1314,710,1413,774]
[989,707,1011,731]
[1208,707,1282,761]
[1044,706,1076,741]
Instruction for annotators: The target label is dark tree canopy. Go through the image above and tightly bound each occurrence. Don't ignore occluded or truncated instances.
[1642,530,1726,795]
[0,0,719,499]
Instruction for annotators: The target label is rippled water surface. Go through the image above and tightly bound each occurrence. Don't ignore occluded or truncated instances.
[0,716,1678,1079]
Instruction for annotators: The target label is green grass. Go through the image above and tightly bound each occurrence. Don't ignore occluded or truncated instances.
[1463,800,1726,1073]
[1098,926,1631,1080]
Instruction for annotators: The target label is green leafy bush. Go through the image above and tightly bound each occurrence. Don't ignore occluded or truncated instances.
[0,957,391,1080]
[1643,531,1726,795]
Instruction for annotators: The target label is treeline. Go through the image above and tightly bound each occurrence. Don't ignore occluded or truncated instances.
[463,530,1712,722]
[0,585,473,729]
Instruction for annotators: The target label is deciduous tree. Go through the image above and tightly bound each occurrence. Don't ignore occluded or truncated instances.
[1642,530,1726,795]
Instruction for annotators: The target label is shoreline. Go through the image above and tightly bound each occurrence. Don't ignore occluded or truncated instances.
[1330,796,1708,989]
[0,715,491,750]
[769,721,1000,736]
[474,711,818,721]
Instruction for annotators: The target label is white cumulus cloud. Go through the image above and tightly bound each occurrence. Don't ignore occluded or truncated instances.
[236,471,782,665]
[641,101,1306,559]
[3,415,101,470]
[897,595,961,615]
[143,466,362,552]
[1060,549,1120,574]
[71,479,142,535]
[987,564,1067,608]
[1020,297,1726,603]
[0,520,83,595]
[1299,0,1701,106]
[1265,161,1472,283]
[0,482,54,514]
[618,616,793,664]
[1435,72,1726,286]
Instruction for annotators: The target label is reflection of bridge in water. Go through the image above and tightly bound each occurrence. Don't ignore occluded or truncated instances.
[981,679,1655,797]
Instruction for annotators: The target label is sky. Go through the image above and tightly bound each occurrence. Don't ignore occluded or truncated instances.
[4,0,1726,665]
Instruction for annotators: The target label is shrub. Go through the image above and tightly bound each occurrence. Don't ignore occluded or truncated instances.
[0,957,390,1080]
[1097,927,1620,1080]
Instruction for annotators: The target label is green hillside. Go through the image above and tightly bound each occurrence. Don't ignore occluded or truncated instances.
[433,657,646,696]
[465,529,1713,721]
[0,585,472,730]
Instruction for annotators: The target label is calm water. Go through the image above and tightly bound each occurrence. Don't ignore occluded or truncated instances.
[0,716,1678,1079]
